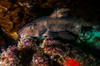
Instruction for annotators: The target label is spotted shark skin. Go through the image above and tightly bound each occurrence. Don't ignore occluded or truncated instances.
[18,8,100,39]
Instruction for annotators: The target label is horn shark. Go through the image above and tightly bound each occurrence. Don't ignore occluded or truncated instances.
[18,8,100,39]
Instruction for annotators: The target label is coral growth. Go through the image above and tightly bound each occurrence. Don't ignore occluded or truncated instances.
[0,46,19,66]
[0,36,99,66]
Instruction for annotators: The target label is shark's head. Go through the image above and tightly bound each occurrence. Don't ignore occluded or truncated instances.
[18,25,39,38]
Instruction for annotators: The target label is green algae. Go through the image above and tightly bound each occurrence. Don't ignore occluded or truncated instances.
[78,28,100,48]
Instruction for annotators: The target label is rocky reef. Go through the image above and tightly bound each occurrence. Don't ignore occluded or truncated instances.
[0,36,100,66]
[0,8,100,66]
[0,0,39,37]
[0,0,100,66]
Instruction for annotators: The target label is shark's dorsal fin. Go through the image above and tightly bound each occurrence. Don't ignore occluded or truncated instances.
[49,8,70,18]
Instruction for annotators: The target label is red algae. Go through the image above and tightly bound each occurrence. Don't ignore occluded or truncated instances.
[62,58,82,66]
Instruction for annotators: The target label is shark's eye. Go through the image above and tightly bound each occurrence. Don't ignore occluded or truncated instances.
[28,26,32,29]
[29,26,34,30]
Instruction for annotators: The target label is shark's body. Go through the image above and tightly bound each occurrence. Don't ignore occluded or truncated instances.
[18,8,100,39]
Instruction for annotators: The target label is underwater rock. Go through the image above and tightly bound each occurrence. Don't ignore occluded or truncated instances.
[18,37,37,49]
[0,36,100,66]
[31,53,50,66]
[0,46,19,66]
[0,0,39,37]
